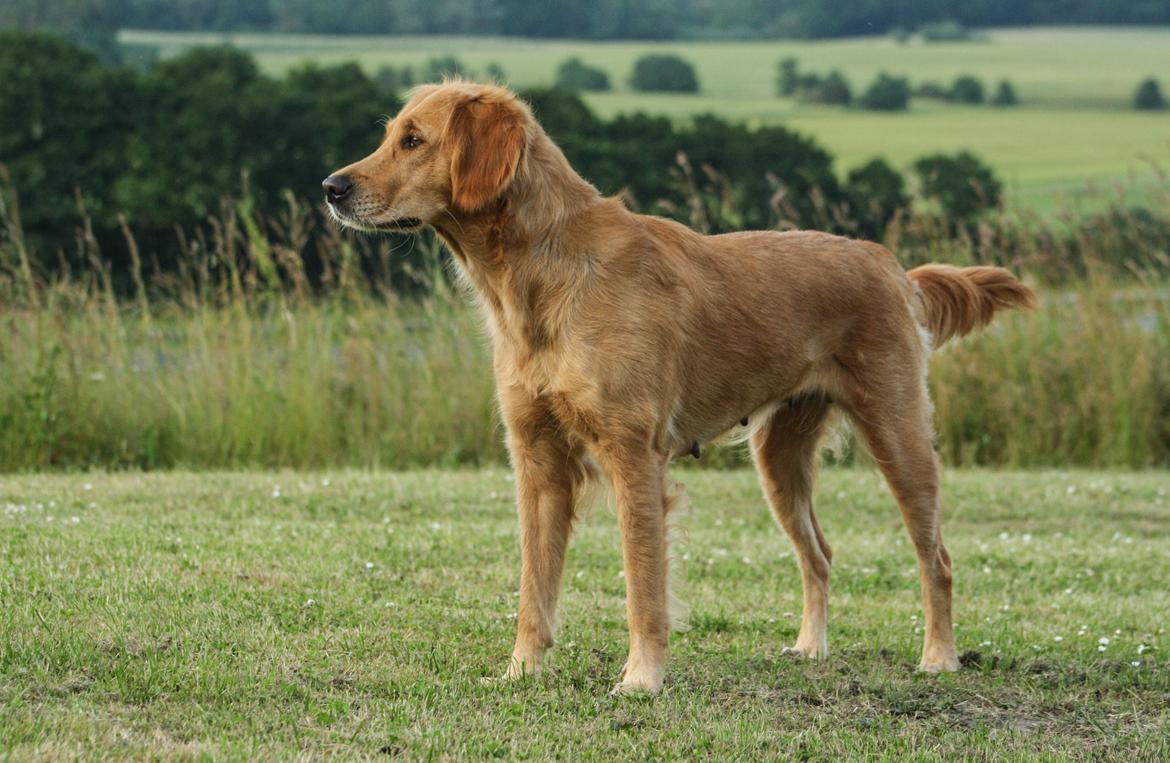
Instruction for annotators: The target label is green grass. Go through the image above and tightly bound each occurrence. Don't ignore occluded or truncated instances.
[2,469,1168,758]
[120,26,1170,213]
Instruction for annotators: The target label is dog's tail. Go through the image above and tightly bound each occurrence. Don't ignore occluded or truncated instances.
[907,264,1036,348]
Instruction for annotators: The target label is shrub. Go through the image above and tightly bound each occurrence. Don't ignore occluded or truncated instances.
[913,151,1002,222]
[778,59,850,106]
[630,54,698,93]
[950,75,985,104]
[913,81,951,101]
[991,79,1018,106]
[804,70,852,106]
[1134,78,1166,110]
[555,57,611,91]
[859,73,910,111]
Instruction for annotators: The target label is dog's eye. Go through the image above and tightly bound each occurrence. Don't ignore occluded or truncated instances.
[401,134,423,150]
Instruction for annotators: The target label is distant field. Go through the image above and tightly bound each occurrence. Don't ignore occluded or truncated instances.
[2,469,1167,758]
[122,27,1170,212]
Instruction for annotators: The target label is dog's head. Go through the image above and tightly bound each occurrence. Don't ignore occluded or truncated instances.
[322,81,530,233]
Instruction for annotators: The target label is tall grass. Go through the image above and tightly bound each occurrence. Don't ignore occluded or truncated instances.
[0,179,499,470]
[1,168,1167,471]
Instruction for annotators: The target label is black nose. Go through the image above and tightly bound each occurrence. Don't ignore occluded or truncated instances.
[322,174,353,203]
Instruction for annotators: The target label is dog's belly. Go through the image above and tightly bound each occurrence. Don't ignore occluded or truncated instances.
[666,379,802,455]
[665,338,843,456]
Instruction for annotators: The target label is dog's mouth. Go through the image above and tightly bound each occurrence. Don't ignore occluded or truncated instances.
[328,206,424,233]
[370,217,423,231]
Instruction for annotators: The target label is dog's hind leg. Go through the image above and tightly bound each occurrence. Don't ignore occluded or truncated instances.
[751,394,834,659]
[846,390,960,673]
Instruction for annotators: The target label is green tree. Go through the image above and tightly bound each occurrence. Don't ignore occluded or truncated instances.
[520,88,842,231]
[521,88,603,138]
[279,62,394,183]
[1133,78,1166,110]
[991,79,1018,106]
[777,57,800,96]
[859,73,910,111]
[0,31,140,255]
[115,47,274,230]
[421,56,467,83]
[914,151,1002,222]
[630,54,699,93]
[950,75,985,104]
[555,58,611,92]
[6,0,1170,41]
[845,159,908,239]
[588,0,679,39]
[674,116,842,231]
[375,65,415,96]
[485,62,507,83]
[919,20,972,42]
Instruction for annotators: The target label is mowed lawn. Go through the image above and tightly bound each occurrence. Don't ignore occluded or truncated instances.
[2,469,1168,759]
[121,26,1170,212]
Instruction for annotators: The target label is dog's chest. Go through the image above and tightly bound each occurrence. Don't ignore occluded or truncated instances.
[499,338,608,441]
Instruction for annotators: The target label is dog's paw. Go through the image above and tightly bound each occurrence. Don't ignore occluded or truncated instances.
[782,640,829,660]
[611,661,664,696]
[610,677,663,697]
[502,653,543,680]
[918,643,961,673]
[918,655,961,674]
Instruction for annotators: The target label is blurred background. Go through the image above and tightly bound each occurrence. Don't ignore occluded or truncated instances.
[1,1,1168,472]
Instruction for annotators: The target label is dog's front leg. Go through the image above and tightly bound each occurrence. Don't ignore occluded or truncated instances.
[500,392,583,680]
[603,447,671,694]
[506,457,577,679]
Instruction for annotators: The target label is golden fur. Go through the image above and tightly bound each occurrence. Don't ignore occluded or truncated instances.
[324,81,1037,694]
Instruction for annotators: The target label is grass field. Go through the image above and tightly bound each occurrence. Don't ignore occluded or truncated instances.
[2,469,1167,758]
[120,26,1170,212]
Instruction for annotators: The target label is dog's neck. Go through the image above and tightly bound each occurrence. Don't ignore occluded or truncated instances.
[433,129,602,355]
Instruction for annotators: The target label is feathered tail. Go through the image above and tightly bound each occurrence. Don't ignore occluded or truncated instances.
[907,264,1037,348]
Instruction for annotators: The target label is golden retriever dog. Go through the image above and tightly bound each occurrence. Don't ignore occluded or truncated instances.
[323,81,1036,694]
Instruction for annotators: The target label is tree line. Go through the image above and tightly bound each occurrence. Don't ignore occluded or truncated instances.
[1,31,1006,289]
[4,0,1169,47]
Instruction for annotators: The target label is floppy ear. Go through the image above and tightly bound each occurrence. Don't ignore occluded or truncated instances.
[447,97,526,213]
